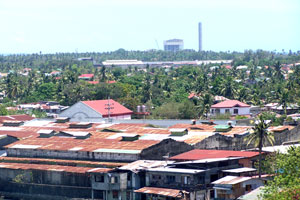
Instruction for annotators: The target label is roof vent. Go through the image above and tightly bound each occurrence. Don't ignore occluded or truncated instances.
[2,120,24,127]
[214,125,232,132]
[55,117,70,123]
[101,128,122,132]
[170,128,188,136]
[37,130,56,138]
[69,122,92,129]
[57,131,91,139]
[121,134,140,141]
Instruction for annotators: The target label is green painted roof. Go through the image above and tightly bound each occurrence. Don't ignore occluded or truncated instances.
[93,148,141,154]
[214,125,231,129]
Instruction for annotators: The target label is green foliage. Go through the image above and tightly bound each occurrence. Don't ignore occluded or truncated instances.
[263,147,300,199]
[260,112,286,126]
[151,102,181,119]
[0,50,299,120]
[0,105,8,116]
[12,172,33,183]
[245,114,274,178]
[178,100,198,119]
[30,109,47,118]
[235,115,248,120]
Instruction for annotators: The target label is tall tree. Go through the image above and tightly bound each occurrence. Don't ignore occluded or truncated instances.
[245,114,274,178]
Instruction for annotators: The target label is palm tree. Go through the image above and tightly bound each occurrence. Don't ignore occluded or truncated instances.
[245,114,274,179]
[279,89,290,116]
[219,77,237,99]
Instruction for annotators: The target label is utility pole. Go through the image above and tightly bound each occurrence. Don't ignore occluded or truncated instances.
[105,97,114,123]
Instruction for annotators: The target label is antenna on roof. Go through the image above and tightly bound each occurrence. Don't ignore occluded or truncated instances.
[105,96,114,123]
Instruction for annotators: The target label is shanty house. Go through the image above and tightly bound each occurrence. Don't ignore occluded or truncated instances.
[59,99,133,121]
[212,176,264,200]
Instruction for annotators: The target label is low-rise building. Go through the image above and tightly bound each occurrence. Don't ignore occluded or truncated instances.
[210,100,250,116]
[59,99,134,121]
[212,175,264,200]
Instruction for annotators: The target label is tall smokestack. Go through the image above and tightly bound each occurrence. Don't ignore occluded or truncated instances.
[198,22,202,51]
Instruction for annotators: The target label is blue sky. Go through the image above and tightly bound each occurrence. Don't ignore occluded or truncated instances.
[0,0,299,54]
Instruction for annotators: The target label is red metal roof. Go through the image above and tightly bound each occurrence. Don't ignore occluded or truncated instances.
[82,99,133,117]
[78,74,94,78]
[170,149,260,161]
[211,100,250,108]
[188,93,196,99]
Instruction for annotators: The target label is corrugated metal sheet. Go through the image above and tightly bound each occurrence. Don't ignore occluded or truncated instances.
[134,187,187,198]
[170,149,260,161]
[119,160,173,171]
[0,157,127,167]
[0,162,111,174]
[212,176,252,185]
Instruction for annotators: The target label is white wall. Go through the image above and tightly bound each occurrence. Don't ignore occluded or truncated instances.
[211,107,250,116]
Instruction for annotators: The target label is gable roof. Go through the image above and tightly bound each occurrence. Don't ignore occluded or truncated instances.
[169,149,260,161]
[211,100,250,108]
[82,99,133,117]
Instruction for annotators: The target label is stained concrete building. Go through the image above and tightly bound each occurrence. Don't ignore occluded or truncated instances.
[163,39,184,52]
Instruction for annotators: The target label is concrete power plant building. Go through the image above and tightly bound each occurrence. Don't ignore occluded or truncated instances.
[198,22,202,51]
[163,39,184,51]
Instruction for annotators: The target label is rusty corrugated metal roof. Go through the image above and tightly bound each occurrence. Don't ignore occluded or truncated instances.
[0,162,111,174]
[0,157,127,168]
[134,187,187,198]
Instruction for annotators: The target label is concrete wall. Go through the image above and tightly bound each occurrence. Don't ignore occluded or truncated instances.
[140,139,193,160]
[211,107,250,116]
[0,181,92,200]
[6,148,139,162]
[0,168,91,187]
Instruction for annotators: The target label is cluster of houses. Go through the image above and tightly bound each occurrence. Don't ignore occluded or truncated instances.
[0,98,299,200]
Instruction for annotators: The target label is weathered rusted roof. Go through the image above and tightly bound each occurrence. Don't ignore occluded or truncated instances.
[134,187,187,198]
[0,162,111,174]
[0,157,127,168]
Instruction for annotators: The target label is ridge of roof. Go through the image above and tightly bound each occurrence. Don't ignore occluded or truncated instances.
[211,100,250,108]
[82,99,133,117]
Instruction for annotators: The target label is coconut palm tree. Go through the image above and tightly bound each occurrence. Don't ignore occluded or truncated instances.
[245,114,274,179]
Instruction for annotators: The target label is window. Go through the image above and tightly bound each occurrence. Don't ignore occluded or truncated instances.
[211,109,214,114]
[112,190,119,199]
[127,173,131,181]
[95,175,104,182]
[166,175,176,183]
[234,109,239,114]
[246,184,252,192]
[126,191,131,200]
[216,109,220,114]
[111,176,118,184]
[225,109,230,113]
[181,176,190,185]
[152,174,161,180]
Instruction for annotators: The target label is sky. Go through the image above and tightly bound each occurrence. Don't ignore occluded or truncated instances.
[0,0,299,54]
